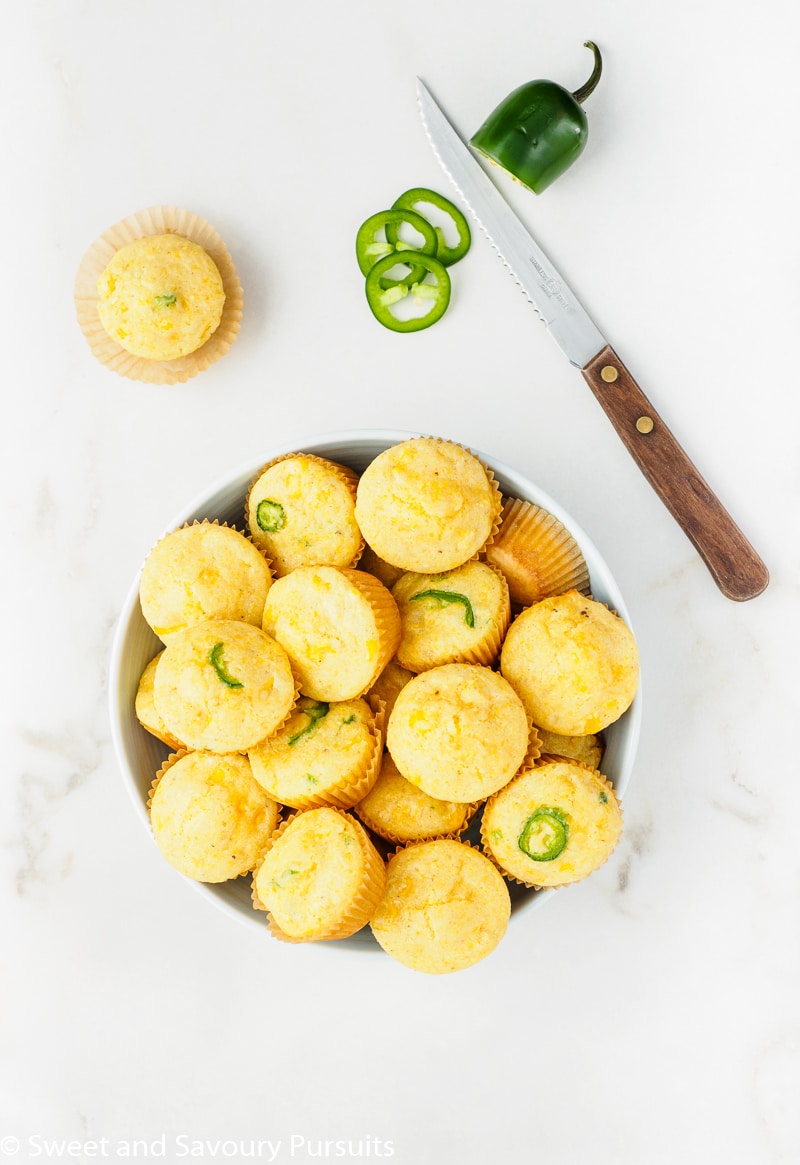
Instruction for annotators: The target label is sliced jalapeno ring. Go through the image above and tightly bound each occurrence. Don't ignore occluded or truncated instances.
[288,701,330,747]
[518,807,569,862]
[208,642,244,689]
[256,499,286,533]
[355,209,438,280]
[410,588,475,627]
[364,252,451,333]
[386,188,472,267]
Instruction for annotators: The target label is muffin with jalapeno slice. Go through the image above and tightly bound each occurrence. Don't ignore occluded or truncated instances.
[246,454,362,576]
[370,839,511,974]
[252,807,386,942]
[153,620,297,754]
[354,752,475,846]
[149,751,280,883]
[392,560,510,672]
[481,759,622,888]
[500,590,639,735]
[386,663,533,803]
[262,566,401,702]
[248,695,383,811]
[139,521,272,644]
[355,437,502,573]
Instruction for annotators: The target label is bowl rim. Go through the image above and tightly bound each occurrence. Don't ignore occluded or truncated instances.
[109,427,641,943]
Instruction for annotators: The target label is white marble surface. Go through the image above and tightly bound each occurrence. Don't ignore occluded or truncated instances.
[2,1,799,1162]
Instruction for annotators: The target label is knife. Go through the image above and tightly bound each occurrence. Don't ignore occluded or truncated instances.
[417,77,769,602]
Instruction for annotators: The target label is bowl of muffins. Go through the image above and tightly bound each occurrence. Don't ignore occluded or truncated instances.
[110,430,641,973]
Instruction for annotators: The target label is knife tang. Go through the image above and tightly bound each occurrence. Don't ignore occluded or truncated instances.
[581,346,769,601]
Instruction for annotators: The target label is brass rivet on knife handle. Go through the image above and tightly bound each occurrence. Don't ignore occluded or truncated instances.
[636,416,654,434]
[582,344,769,602]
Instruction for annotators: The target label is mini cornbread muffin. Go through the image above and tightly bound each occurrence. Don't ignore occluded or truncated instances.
[248,696,382,810]
[368,658,414,722]
[252,807,386,942]
[355,438,501,573]
[246,455,362,576]
[134,652,184,750]
[485,497,589,607]
[149,751,280,883]
[139,521,272,644]
[262,566,401,702]
[481,759,622,888]
[154,620,296,753]
[370,840,511,973]
[354,752,474,845]
[96,234,225,360]
[358,545,404,590]
[386,662,532,802]
[536,728,604,770]
[500,591,639,735]
[392,560,510,672]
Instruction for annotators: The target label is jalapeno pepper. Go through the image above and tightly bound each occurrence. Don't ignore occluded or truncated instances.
[355,208,438,289]
[470,41,603,195]
[364,252,451,333]
[208,642,243,689]
[410,589,475,626]
[385,188,471,267]
[517,807,569,861]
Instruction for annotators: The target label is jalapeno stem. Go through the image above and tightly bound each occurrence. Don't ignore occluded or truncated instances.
[571,41,602,104]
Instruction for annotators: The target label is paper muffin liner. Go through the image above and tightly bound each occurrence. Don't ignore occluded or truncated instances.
[245,452,364,571]
[74,205,243,384]
[335,568,403,695]
[135,652,187,751]
[485,497,590,606]
[280,694,386,812]
[479,759,623,890]
[251,808,386,942]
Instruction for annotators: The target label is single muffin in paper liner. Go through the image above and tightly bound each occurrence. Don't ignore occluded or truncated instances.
[386,662,530,803]
[480,758,623,889]
[153,619,298,753]
[74,205,242,384]
[485,497,590,606]
[248,694,385,811]
[251,807,386,942]
[139,520,272,644]
[148,749,280,883]
[500,591,639,736]
[354,436,503,573]
[392,560,510,672]
[354,751,477,845]
[358,545,404,590]
[262,565,401,702]
[245,453,363,576]
[369,838,510,974]
[535,727,604,770]
[134,651,185,750]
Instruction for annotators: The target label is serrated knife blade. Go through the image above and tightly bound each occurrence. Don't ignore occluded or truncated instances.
[417,76,769,602]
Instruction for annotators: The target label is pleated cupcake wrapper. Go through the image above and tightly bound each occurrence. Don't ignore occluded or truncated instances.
[74,205,243,384]
[486,497,590,605]
[411,435,504,562]
[354,793,480,848]
[244,453,365,572]
[271,694,386,812]
[479,759,623,890]
[395,561,511,673]
[251,808,387,942]
[136,714,186,754]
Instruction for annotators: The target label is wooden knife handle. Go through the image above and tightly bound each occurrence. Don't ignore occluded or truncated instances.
[582,345,769,601]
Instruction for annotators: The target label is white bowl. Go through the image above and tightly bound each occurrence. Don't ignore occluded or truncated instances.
[109,429,641,947]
